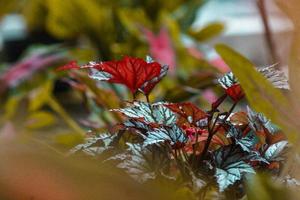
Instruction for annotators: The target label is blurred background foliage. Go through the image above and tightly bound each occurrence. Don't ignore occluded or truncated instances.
[0,0,226,142]
[0,0,299,199]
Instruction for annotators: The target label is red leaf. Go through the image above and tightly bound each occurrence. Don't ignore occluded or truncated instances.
[165,102,207,126]
[229,111,248,126]
[225,84,244,102]
[58,56,167,95]
[198,131,226,146]
[56,61,80,71]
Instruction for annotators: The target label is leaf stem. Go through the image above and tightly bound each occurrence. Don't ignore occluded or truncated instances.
[200,101,238,161]
[48,96,86,136]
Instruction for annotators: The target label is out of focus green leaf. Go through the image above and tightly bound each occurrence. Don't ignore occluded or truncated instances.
[28,80,53,112]
[3,95,23,120]
[48,96,86,135]
[117,8,151,38]
[25,111,56,129]
[173,187,197,200]
[189,22,224,42]
[54,132,84,147]
[215,44,299,142]
[246,174,290,200]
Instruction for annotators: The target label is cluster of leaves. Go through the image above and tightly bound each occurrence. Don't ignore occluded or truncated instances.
[63,51,290,198]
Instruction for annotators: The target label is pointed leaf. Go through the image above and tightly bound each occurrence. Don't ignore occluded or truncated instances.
[258,64,289,90]
[214,146,255,191]
[227,126,258,152]
[264,141,288,161]
[25,111,56,129]
[247,107,281,134]
[144,125,187,148]
[69,133,116,156]
[59,57,167,95]
[188,22,224,42]
[112,101,177,126]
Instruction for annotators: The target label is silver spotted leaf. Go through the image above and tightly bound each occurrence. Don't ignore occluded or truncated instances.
[89,67,112,81]
[227,125,258,153]
[68,133,115,156]
[112,101,177,126]
[257,64,289,89]
[247,106,280,134]
[218,72,238,89]
[219,65,289,90]
[264,140,288,161]
[113,143,161,183]
[214,145,255,191]
[144,125,187,147]
[215,161,255,192]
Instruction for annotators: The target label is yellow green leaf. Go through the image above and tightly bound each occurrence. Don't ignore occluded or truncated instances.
[25,111,56,129]
[28,80,53,112]
[47,96,86,136]
[188,22,224,42]
[117,8,151,39]
[246,173,290,200]
[54,132,84,147]
[215,44,299,142]
[173,187,196,200]
[3,95,23,120]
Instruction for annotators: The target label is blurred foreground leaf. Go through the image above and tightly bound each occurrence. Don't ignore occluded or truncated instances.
[246,174,291,200]
[215,44,299,142]
[25,111,56,129]
[0,140,174,200]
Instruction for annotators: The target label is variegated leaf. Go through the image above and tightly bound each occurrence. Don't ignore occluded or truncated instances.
[69,133,115,156]
[89,68,112,81]
[257,64,289,89]
[227,125,258,152]
[144,125,187,147]
[115,143,156,183]
[215,161,255,192]
[247,106,280,134]
[112,101,177,126]
[214,146,255,191]
[218,72,238,89]
[264,140,288,161]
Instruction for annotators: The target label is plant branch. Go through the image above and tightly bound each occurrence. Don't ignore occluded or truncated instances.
[200,101,238,161]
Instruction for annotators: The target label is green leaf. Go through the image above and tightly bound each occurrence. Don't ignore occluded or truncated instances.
[28,80,53,112]
[215,44,298,142]
[55,132,84,147]
[25,111,56,129]
[117,8,151,39]
[246,173,290,200]
[48,96,86,136]
[4,95,23,119]
[188,22,224,42]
